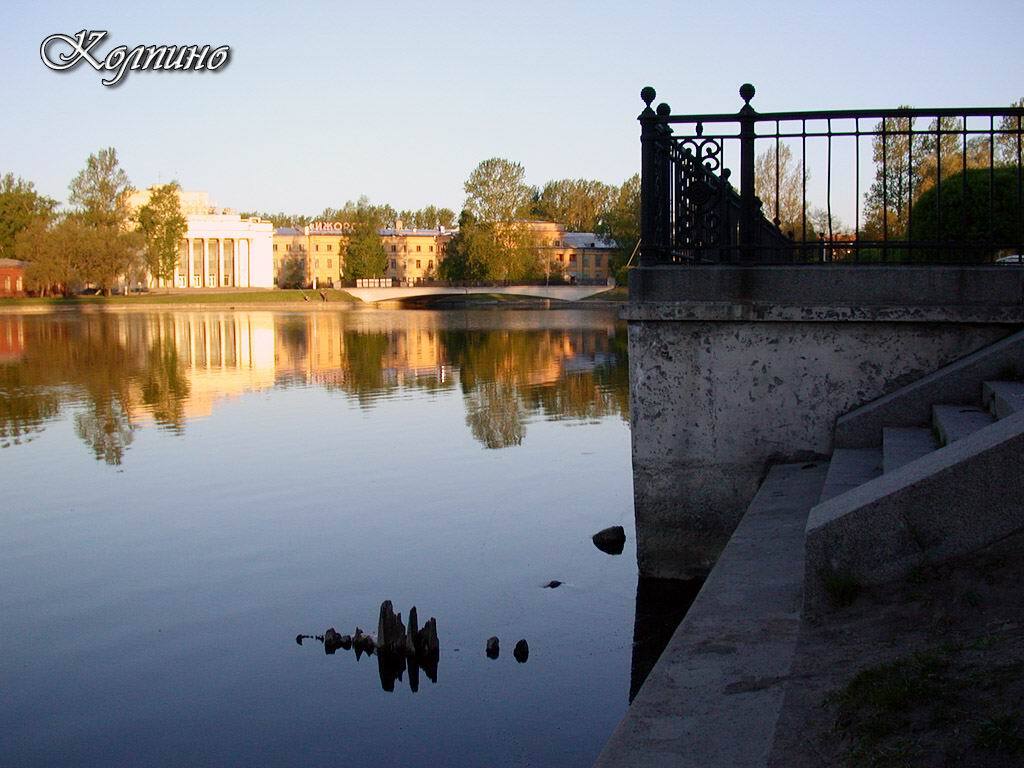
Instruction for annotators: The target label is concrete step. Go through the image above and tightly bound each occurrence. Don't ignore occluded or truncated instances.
[819,448,882,503]
[933,404,996,445]
[983,381,1024,419]
[882,427,940,473]
[595,462,828,768]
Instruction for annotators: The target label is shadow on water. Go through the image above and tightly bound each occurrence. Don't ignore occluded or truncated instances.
[629,576,705,702]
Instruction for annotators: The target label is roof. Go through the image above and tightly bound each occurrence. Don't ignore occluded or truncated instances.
[275,227,303,236]
[378,228,453,237]
[0,258,29,269]
[563,232,617,249]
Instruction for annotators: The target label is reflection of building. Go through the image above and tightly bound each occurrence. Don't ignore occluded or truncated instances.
[0,259,27,296]
[0,316,25,361]
[128,189,274,289]
[524,221,617,283]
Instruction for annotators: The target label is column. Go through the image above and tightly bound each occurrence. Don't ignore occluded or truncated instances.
[218,239,225,288]
[187,239,195,288]
[233,239,240,287]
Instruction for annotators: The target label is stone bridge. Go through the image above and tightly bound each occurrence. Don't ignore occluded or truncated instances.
[344,284,614,303]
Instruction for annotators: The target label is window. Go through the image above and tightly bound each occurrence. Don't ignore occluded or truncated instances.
[416,245,421,252]
[558,254,564,262]
[3,276,9,291]
[391,245,397,252]
[391,259,397,269]
[316,244,320,251]
[569,254,577,263]
[429,245,434,252]
[327,244,332,252]
[315,259,319,268]
[273,244,278,251]
[286,244,291,252]
[416,260,421,268]
[583,255,590,267]
[16,277,22,291]
[327,259,332,268]
[428,260,433,269]
[595,255,602,266]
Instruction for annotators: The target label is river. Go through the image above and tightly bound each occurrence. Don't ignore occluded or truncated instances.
[0,307,640,767]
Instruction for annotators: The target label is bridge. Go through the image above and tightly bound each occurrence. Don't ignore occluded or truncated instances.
[344,284,615,303]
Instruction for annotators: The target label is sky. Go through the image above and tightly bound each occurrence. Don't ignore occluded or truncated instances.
[3,0,1023,219]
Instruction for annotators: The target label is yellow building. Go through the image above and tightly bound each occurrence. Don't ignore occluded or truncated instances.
[381,221,452,286]
[272,222,351,288]
[523,221,617,284]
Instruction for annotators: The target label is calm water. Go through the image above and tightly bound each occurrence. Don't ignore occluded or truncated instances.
[0,308,638,767]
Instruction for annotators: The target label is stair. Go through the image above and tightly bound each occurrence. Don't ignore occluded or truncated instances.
[806,379,1024,612]
[882,427,939,473]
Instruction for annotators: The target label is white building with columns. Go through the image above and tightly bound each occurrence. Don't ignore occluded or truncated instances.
[170,213,274,288]
[129,189,274,289]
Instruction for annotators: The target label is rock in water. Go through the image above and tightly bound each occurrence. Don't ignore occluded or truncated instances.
[513,639,529,663]
[324,627,343,655]
[377,600,407,654]
[416,617,439,660]
[543,580,562,589]
[406,606,419,657]
[486,636,500,659]
[592,525,626,555]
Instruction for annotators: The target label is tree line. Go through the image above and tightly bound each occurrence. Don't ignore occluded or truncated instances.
[3,149,188,296]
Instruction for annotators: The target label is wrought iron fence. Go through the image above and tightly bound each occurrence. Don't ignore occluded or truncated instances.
[639,84,1024,265]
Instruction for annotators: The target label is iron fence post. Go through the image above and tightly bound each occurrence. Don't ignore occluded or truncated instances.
[639,86,662,266]
[738,83,757,263]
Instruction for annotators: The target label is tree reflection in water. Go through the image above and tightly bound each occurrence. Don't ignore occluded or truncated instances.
[0,309,628,462]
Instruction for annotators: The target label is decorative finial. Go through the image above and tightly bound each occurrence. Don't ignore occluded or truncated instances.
[656,102,671,117]
[739,83,755,105]
[641,87,656,107]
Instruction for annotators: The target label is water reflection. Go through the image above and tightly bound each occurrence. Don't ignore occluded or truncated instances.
[0,310,628,463]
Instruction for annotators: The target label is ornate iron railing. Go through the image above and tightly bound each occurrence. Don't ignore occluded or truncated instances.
[639,84,1024,265]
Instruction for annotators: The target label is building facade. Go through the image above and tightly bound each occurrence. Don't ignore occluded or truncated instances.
[0,259,27,297]
[129,189,274,289]
[381,222,452,285]
[524,221,617,283]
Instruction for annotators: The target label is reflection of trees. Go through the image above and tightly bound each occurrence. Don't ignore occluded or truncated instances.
[139,337,190,433]
[74,400,135,465]
[340,330,395,406]
[464,380,525,448]
[440,326,629,449]
[0,314,190,464]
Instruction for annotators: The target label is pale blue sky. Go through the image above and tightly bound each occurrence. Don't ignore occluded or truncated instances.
[3,0,1022,218]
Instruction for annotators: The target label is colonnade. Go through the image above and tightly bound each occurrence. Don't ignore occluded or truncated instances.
[175,237,252,288]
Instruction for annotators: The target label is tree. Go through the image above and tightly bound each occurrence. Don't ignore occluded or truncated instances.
[996,98,1023,166]
[67,149,141,294]
[0,173,56,258]
[15,215,85,296]
[463,158,533,223]
[68,148,133,228]
[596,174,640,284]
[344,208,387,279]
[136,182,187,287]
[863,111,918,238]
[754,143,811,238]
[533,178,615,232]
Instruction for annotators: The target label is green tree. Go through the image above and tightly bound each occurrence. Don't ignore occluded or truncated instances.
[863,111,917,238]
[534,178,615,232]
[344,208,388,279]
[0,173,56,258]
[754,144,811,238]
[596,174,640,284]
[136,182,187,287]
[463,158,533,223]
[68,148,133,228]
[67,148,140,294]
[15,215,87,296]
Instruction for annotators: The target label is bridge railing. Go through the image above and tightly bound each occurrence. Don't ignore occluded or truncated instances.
[639,84,1024,265]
